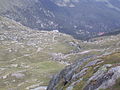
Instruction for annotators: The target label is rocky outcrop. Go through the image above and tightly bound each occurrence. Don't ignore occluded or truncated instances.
[47,56,96,90]
[84,65,120,90]
[47,52,120,90]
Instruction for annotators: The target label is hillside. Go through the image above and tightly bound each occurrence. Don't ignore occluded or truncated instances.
[0,16,81,90]
[1,0,120,90]
[0,14,120,90]
[0,0,120,39]
[48,52,120,90]
[1,16,120,90]
[47,32,120,90]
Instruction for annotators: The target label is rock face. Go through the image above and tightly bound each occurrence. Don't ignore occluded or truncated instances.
[47,56,92,90]
[84,66,120,90]
[47,52,120,90]
[1,0,120,39]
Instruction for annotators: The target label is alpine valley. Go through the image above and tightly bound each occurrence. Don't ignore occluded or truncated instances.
[0,0,120,90]
[1,0,120,39]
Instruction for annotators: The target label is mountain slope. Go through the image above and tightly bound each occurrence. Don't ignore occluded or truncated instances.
[48,52,120,90]
[47,33,120,90]
[0,16,81,90]
[0,0,120,39]
[1,15,120,90]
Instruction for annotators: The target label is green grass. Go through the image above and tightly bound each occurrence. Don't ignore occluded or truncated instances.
[101,52,120,64]
[0,61,65,89]
[73,67,94,90]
